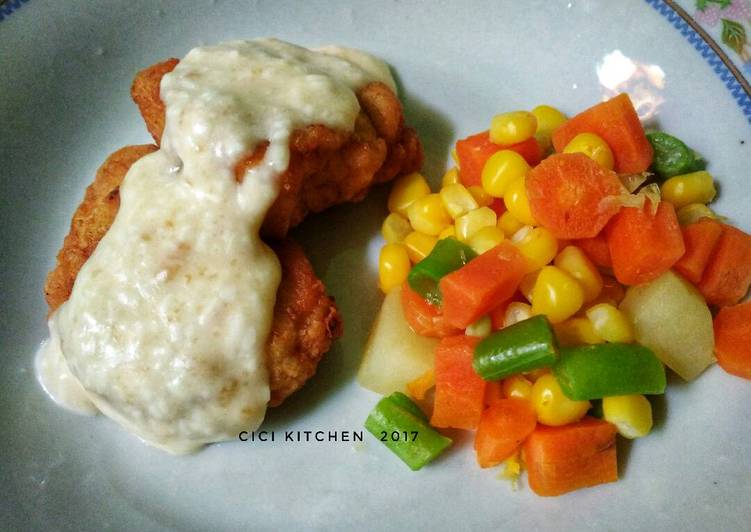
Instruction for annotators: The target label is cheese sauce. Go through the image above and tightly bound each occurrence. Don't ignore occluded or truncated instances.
[37,39,395,453]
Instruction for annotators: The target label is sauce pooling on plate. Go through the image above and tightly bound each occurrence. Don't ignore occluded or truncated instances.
[36,39,395,453]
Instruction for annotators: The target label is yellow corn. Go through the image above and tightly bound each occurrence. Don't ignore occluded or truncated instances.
[676,202,718,225]
[661,170,717,209]
[406,369,435,401]
[554,245,603,302]
[387,172,431,215]
[403,231,438,263]
[562,132,615,170]
[504,176,537,226]
[502,374,534,400]
[378,243,411,293]
[468,185,493,207]
[531,374,590,426]
[467,226,505,255]
[553,317,603,347]
[602,394,653,439]
[442,167,460,187]
[498,210,525,237]
[439,183,479,219]
[451,147,460,166]
[438,225,456,240]
[531,266,585,323]
[512,226,558,273]
[466,315,492,338]
[531,105,567,152]
[407,193,451,236]
[504,301,533,327]
[518,272,538,303]
[455,207,497,242]
[481,150,531,198]
[585,303,634,343]
[381,212,412,244]
[490,111,537,145]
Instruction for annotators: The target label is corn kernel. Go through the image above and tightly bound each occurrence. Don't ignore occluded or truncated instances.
[498,210,524,237]
[512,226,558,273]
[387,172,431,215]
[518,272,538,303]
[532,105,567,152]
[466,315,492,338]
[468,185,493,207]
[554,245,603,302]
[406,369,435,401]
[442,167,460,187]
[455,207,497,242]
[532,374,590,426]
[490,111,537,145]
[481,150,530,198]
[451,147,460,166]
[502,374,534,400]
[407,193,451,236]
[661,171,717,209]
[585,303,634,343]
[676,202,718,225]
[439,183,479,219]
[378,243,410,293]
[553,317,603,347]
[468,226,505,255]
[504,301,533,327]
[381,212,412,243]
[602,394,653,439]
[563,132,615,170]
[438,225,456,240]
[403,231,438,263]
[504,176,537,226]
[531,266,585,324]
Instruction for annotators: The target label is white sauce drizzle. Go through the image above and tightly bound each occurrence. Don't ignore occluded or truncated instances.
[36,39,395,453]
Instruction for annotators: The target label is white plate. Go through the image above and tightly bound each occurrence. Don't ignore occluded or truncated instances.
[1,0,750,530]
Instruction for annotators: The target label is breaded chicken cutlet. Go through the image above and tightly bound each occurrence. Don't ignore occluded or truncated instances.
[131,59,423,239]
[45,60,422,406]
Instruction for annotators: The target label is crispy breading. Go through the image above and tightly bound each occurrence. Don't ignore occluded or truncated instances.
[44,146,343,406]
[131,59,423,238]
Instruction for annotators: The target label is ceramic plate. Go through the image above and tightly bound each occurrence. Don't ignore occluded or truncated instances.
[1,0,750,530]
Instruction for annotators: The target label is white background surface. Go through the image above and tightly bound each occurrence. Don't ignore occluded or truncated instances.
[1,0,750,530]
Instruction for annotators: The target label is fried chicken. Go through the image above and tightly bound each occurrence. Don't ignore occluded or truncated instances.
[131,59,423,238]
[46,57,421,406]
[45,146,343,406]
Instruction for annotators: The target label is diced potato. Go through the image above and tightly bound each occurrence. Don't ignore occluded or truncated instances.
[619,270,714,381]
[357,286,438,395]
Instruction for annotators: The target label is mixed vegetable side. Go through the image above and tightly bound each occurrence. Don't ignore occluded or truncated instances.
[358,93,751,496]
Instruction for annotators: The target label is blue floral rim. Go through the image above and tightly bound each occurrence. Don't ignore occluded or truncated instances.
[645,0,751,124]
[0,0,28,22]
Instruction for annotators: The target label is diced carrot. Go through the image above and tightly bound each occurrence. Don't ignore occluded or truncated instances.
[697,224,751,306]
[431,336,486,430]
[489,198,507,217]
[474,399,537,468]
[713,301,751,379]
[523,416,618,497]
[674,218,723,284]
[439,242,528,329]
[526,153,625,239]
[552,93,653,173]
[606,201,685,285]
[483,380,505,407]
[456,131,542,187]
[407,369,436,400]
[401,282,461,338]
[573,233,612,268]
[489,300,510,331]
